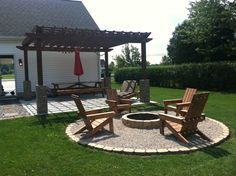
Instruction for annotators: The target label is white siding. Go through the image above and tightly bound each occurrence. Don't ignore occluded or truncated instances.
[0,40,24,94]
[0,39,100,93]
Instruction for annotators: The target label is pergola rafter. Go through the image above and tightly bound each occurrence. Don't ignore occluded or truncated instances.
[18,26,151,52]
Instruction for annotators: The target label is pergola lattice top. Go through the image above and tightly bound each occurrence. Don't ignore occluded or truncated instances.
[17,26,152,52]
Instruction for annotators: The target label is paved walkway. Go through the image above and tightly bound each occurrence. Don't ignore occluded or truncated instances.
[1,93,151,119]
[20,95,109,115]
[0,99,30,120]
[20,95,146,116]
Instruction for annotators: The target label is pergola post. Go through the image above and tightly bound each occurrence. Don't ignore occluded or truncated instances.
[104,51,111,88]
[35,26,48,115]
[0,76,3,96]
[23,49,32,100]
[140,42,150,103]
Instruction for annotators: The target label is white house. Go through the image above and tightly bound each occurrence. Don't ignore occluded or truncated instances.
[0,0,152,115]
[0,0,100,97]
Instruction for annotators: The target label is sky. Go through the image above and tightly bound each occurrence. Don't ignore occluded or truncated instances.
[82,0,191,64]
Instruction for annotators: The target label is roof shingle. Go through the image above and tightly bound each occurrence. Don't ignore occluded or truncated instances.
[0,0,99,36]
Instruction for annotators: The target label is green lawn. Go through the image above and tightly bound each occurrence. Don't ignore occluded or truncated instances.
[1,74,15,79]
[0,87,235,176]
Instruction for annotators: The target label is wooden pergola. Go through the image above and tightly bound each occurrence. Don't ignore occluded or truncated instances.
[17,26,152,114]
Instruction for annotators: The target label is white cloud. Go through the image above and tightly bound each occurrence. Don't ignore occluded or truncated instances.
[82,0,190,64]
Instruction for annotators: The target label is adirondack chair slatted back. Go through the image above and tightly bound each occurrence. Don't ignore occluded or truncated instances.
[183,92,209,131]
[71,94,93,130]
[120,80,137,93]
[182,88,197,110]
[107,89,120,103]
[120,81,129,92]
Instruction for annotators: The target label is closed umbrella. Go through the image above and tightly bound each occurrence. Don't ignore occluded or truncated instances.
[74,50,84,76]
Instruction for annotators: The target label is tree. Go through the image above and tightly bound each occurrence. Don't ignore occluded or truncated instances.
[161,55,172,65]
[167,0,236,64]
[109,61,115,72]
[113,55,126,68]
[167,20,202,64]
[114,44,142,68]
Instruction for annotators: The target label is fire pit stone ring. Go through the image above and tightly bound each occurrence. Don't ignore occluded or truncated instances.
[122,111,160,129]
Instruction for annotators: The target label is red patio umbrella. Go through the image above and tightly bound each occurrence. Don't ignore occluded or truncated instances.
[74,50,84,76]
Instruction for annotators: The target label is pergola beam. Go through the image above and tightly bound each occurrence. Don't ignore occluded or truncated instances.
[19,26,152,52]
[16,46,112,52]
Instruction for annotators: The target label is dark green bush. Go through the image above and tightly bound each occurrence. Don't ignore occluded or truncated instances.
[114,62,236,91]
[0,64,14,75]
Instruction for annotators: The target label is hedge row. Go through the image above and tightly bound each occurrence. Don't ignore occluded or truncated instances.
[114,62,236,91]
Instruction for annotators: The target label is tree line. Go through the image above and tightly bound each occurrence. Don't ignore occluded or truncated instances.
[162,0,236,64]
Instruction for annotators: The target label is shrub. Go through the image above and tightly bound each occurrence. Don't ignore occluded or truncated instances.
[114,62,236,91]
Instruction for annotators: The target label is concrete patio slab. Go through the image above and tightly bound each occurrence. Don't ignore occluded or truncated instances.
[20,95,150,116]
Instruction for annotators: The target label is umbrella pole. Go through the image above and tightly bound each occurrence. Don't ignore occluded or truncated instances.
[78,76,80,87]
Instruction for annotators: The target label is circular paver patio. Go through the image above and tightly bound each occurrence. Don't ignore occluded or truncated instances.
[66,111,230,154]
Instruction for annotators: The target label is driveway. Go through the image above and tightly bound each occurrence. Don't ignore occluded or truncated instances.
[1,79,15,95]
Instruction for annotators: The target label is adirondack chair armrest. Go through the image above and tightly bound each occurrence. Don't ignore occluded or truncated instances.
[85,108,103,115]
[163,99,183,106]
[120,99,132,104]
[159,113,184,124]
[179,109,187,116]
[106,99,118,106]
[106,100,119,111]
[87,111,115,120]
[176,102,191,115]
[176,101,191,107]
[179,110,206,119]
[118,91,139,99]
[106,99,117,103]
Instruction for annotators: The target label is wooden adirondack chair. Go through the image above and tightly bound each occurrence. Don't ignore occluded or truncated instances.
[71,94,115,137]
[159,92,211,144]
[163,88,197,116]
[106,89,132,114]
[118,80,139,99]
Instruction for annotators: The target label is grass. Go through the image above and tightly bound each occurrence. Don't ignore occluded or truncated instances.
[1,74,15,79]
[0,86,236,176]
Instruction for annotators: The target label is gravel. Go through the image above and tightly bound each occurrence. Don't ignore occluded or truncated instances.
[69,111,225,149]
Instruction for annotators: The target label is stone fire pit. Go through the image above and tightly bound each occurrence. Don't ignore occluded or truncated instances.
[122,112,160,129]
